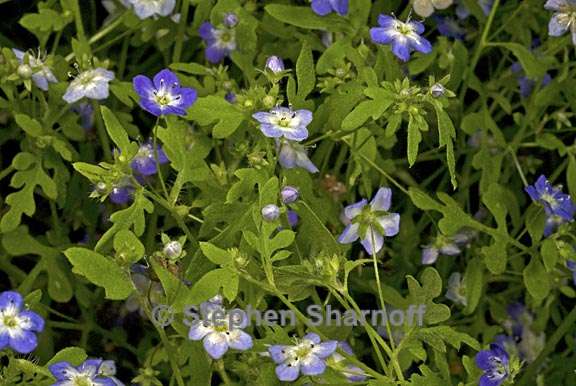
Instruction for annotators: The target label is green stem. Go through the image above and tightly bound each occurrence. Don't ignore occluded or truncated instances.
[93,101,112,160]
[153,120,170,199]
[173,0,190,63]
[70,0,88,48]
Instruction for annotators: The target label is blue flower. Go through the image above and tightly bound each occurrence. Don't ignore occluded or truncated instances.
[475,343,510,386]
[12,49,57,91]
[127,0,175,20]
[253,107,312,141]
[338,187,400,255]
[370,15,432,62]
[280,186,300,204]
[223,12,239,27]
[545,0,576,45]
[199,21,237,63]
[49,358,122,386]
[262,204,281,221]
[327,341,367,382]
[109,183,134,205]
[0,291,44,354]
[71,103,95,130]
[434,15,466,40]
[187,301,253,359]
[525,175,576,221]
[421,233,468,265]
[511,62,552,98]
[567,260,576,285]
[412,0,454,18]
[130,142,169,176]
[287,210,299,228]
[311,0,348,16]
[133,69,197,117]
[63,68,115,104]
[268,333,337,382]
[265,56,285,73]
[277,139,319,173]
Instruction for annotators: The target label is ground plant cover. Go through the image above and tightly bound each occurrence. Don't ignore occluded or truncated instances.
[0,0,575,385]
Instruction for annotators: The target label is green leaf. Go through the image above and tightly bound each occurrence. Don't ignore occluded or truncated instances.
[541,238,559,272]
[568,154,576,199]
[189,268,239,303]
[15,114,43,137]
[341,88,394,131]
[100,105,131,152]
[188,96,245,138]
[494,42,545,78]
[407,114,423,167]
[64,247,133,300]
[47,347,88,366]
[113,229,145,264]
[523,256,550,303]
[295,42,315,102]
[199,242,233,266]
[432,101,457,188]
[264,4,347,31]
[463,257,484,315]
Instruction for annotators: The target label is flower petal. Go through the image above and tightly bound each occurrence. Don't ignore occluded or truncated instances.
[226,330,253,351]
[0,291,23,310]
[9,330,38,354]
[338,223,360,244]
[275,363,300,382]
[203,332,229,359]
[360,227,384,254]
[370,187,392,211]
[300,354,326,376]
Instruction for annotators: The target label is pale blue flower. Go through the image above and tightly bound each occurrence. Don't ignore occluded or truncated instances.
[0,291,44,354]
[253,107,312,141]
[63,68,115,104]
[545,0,576,45]
[12,49,57,91]
[277,140,319,173]
[127,0,175,19]
[370,15,432,62]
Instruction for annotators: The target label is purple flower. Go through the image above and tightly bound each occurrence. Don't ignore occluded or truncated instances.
[338,187,400,255]
[287,210,299,228]
[187,301,253,359]
[130,142,169,176]
[511,62,552,98]
[63,68,115,104]
[133,69,197,117]
[262,204,281,221]
[0,291,44,354]
[223,12,239,27]
[370,15,432,62]
[71,102,95,130]
[268,333,337,382]
[328,341,367,382]
[434,15,466,40]
[311,0,348,16]
[525,175,576,221]
[12,49,57,91]
[545,0,576,45]
[265,56,285,73]
[280,186,299,204]
[567,260,576,285]
[277,140,319,173]
[253,107,312,141]
[225,91,236,103]
[199,22,237,63]
[421,233,466,265]
[49,358,121,386]
[475,343,510,386]
[109,184,134,205]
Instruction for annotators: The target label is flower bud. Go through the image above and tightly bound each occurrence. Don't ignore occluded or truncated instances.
[287,210,299,228]
[280,186,299,204]
[17,64,33,79]
[263,95,276,109]
[163,241,182,259]
[95,181,108,194]
[265,56,285,73]
[261,204,280,221]
[223,12,238,27]
[430,83,445,97]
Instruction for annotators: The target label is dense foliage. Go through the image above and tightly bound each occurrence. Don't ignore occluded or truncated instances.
[0,0,575,385]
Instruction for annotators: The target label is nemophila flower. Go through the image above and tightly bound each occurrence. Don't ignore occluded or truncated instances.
[498,304,545,363]
[223,12,239,27]
[109,183,134,205]
[434,15,466,40]
[567,260,576,285]
[130,142,169,176]
[268,333,338,382]
[63,68,115,104]
[545,0,576,45]
[12,49,57,91]
[525,175,576,221]
[281,186,300,204]
[511,62,552,98]
[421,233,466,265]
[370,15,432,62]
[49,358,122,386]
[133,69,197,117]
[187,301,253,359]
[338,187,400,255]
[475,343,510,386]
[327,342,367,382]
[311,0,349,16]
[98,360,124,386]
[412,0,453,18]
[71,103,95,130]
[0,291,44,354]
[262,204,281,221]
[199,21,237,63]
[445,272,467,306]
[287,210,299,228]
[253,107,312,141]
[127,0,175,20]
[265,56,285,73]
[277,140,319,173]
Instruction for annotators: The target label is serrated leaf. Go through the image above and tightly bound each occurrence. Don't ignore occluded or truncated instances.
[188,96,245,138]
[64,247,133,300]
[199,242,233,266]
